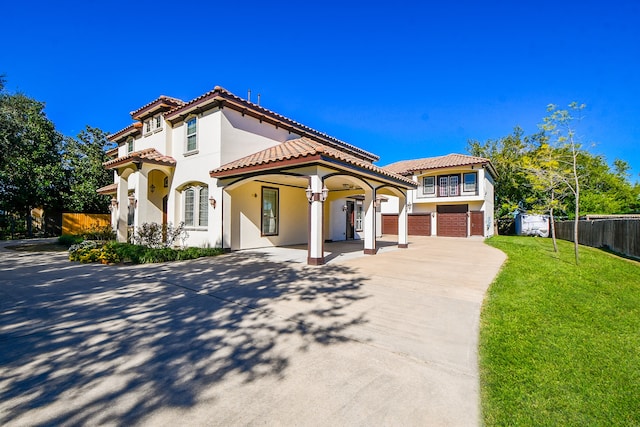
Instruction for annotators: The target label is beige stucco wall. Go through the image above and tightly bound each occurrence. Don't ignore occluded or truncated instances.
[228,182,308,250]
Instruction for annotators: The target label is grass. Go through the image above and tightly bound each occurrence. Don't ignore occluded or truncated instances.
[480,236,640,426]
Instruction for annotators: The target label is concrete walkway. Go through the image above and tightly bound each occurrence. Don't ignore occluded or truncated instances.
[0,236,505,426]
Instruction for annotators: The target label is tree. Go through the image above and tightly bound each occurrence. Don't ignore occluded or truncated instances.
[63,126,115,213]
[467,127,538,233]
[0,77,66,236]
[539,102,585,264]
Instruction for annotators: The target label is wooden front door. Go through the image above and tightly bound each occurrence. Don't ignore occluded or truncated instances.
[470,211,484,236]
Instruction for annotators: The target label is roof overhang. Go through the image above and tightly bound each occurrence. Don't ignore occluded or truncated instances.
[103,148,177,170]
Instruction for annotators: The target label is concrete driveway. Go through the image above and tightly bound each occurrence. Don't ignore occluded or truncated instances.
[0,236,505,426]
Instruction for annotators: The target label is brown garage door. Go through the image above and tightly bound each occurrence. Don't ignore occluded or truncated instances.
[382,214,431,236]
[437,205,468,237]
[382,214,398,235]
[408,214,431,236]
[470,211,484,236]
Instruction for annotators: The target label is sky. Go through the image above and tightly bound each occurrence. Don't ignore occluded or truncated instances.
[2,0,639,180]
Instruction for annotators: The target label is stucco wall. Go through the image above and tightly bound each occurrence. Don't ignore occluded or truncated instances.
[228,182,308,250]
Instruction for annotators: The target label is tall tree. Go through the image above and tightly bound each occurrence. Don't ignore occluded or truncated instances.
[63,126,115,213]
[0,77,66,236]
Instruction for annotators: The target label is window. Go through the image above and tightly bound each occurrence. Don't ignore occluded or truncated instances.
[355,201,364,231]
[463,172,477,192]
[126,137,134,153]
[143,115,163,135]
[422,176,435,195]
[449,175,459,196]
[439,176,448,197]
[183,185,208,227]
[155,115,162,130]
[261,187,279,236]
[438,175,460,197]
[145,120,152,133]
[186,117,197,152]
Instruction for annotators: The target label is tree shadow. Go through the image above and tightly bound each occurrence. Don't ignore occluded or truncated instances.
[0,249,370,425]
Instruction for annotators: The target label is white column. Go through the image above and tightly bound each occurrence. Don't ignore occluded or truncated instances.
[222,189,232,250]
[398,192,408,248]
[364,188,377,255]
[307,175,324,265]
[116,173,128,242]
[133,169,148,230]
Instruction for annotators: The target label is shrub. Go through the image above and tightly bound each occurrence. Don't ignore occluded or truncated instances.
[59,234,84,247]
[130,222,188,248]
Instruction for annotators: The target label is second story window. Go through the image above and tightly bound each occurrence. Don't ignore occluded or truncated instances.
[463,172,477,192]
[126,137,134,153]
[422,176,435,195]
[438,175,460,197]
[186,117,197,153]
[155,115,162,130]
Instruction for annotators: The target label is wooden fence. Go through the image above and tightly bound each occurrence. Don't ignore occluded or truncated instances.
[62,213,111,235]
[554,219,640,259]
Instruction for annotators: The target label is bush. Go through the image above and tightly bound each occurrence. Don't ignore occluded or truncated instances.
[59,234,84,247]
[130,222,188,248]
[68,241,224,264]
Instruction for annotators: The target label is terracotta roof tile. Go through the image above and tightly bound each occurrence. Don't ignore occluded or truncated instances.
[210,137,416,186]
[130,95,185,118]
[107,124,139,142]
[383,153,495,176]
[96,183,117,195]
[165,86,379,163]
[103,148,177,169]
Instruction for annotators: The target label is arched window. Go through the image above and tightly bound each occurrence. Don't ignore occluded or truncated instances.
[183,185,208,227]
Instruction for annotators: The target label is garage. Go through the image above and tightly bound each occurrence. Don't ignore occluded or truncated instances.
[436,205,468,237]
[381,214,431,236]
[408,214,431,236]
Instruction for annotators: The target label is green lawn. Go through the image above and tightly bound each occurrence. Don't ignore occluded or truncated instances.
[480,236,640,426]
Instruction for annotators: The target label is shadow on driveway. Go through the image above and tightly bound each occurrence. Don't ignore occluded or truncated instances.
[0,249,370,425]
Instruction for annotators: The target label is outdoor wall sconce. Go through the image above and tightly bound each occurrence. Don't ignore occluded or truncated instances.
[342,204,348,212]
[209,197,217,209]
[128,196,137,208]
[431,212,436,218]
[305,185,329,203]
[109,198,118,212]
[150,184,156,193]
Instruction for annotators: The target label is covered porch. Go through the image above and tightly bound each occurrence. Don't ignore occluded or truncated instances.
[210,137,417,266]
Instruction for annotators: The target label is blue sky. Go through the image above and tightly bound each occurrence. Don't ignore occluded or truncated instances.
[3,1,639,180]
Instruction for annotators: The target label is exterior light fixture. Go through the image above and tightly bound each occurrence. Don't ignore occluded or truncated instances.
[305,185,313,202]
[321,185,329,202]
[109,198,118,212]
[306,184,329,202]
[209,197,216,209]
[128,196,137,208]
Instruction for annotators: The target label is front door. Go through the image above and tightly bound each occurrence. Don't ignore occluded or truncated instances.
[346,201,355,240]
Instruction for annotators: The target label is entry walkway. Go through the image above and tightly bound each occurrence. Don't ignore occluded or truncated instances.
[237,236,400,264]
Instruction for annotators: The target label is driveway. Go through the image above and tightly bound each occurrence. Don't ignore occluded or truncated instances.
[0,236,505,426]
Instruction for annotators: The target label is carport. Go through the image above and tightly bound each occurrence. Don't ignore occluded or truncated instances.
[210,137,417,265]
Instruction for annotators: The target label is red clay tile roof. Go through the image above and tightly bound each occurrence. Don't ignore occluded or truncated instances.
[96,183,118,195]
[107,124,140,142]
[130,95,185,119]
[210,137,416,186]
[383,153,496,177]
[103,148,177,169]
[165,86,379,163]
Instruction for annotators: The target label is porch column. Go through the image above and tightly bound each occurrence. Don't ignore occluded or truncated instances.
[222,189,232,251]
[398,192,409,248]
[364,188,377,255]
[307,175,324,265]
[133,169,148,230]
[116,174,128,242]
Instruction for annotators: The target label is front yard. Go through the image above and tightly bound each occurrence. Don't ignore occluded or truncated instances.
[480,236,640,425]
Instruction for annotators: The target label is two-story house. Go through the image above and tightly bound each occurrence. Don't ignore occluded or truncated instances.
[380,154,497,237]
[97,86,417,265]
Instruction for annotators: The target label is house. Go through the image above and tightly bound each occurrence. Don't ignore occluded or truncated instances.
[380,154,497,237]
[97,86,417,265]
